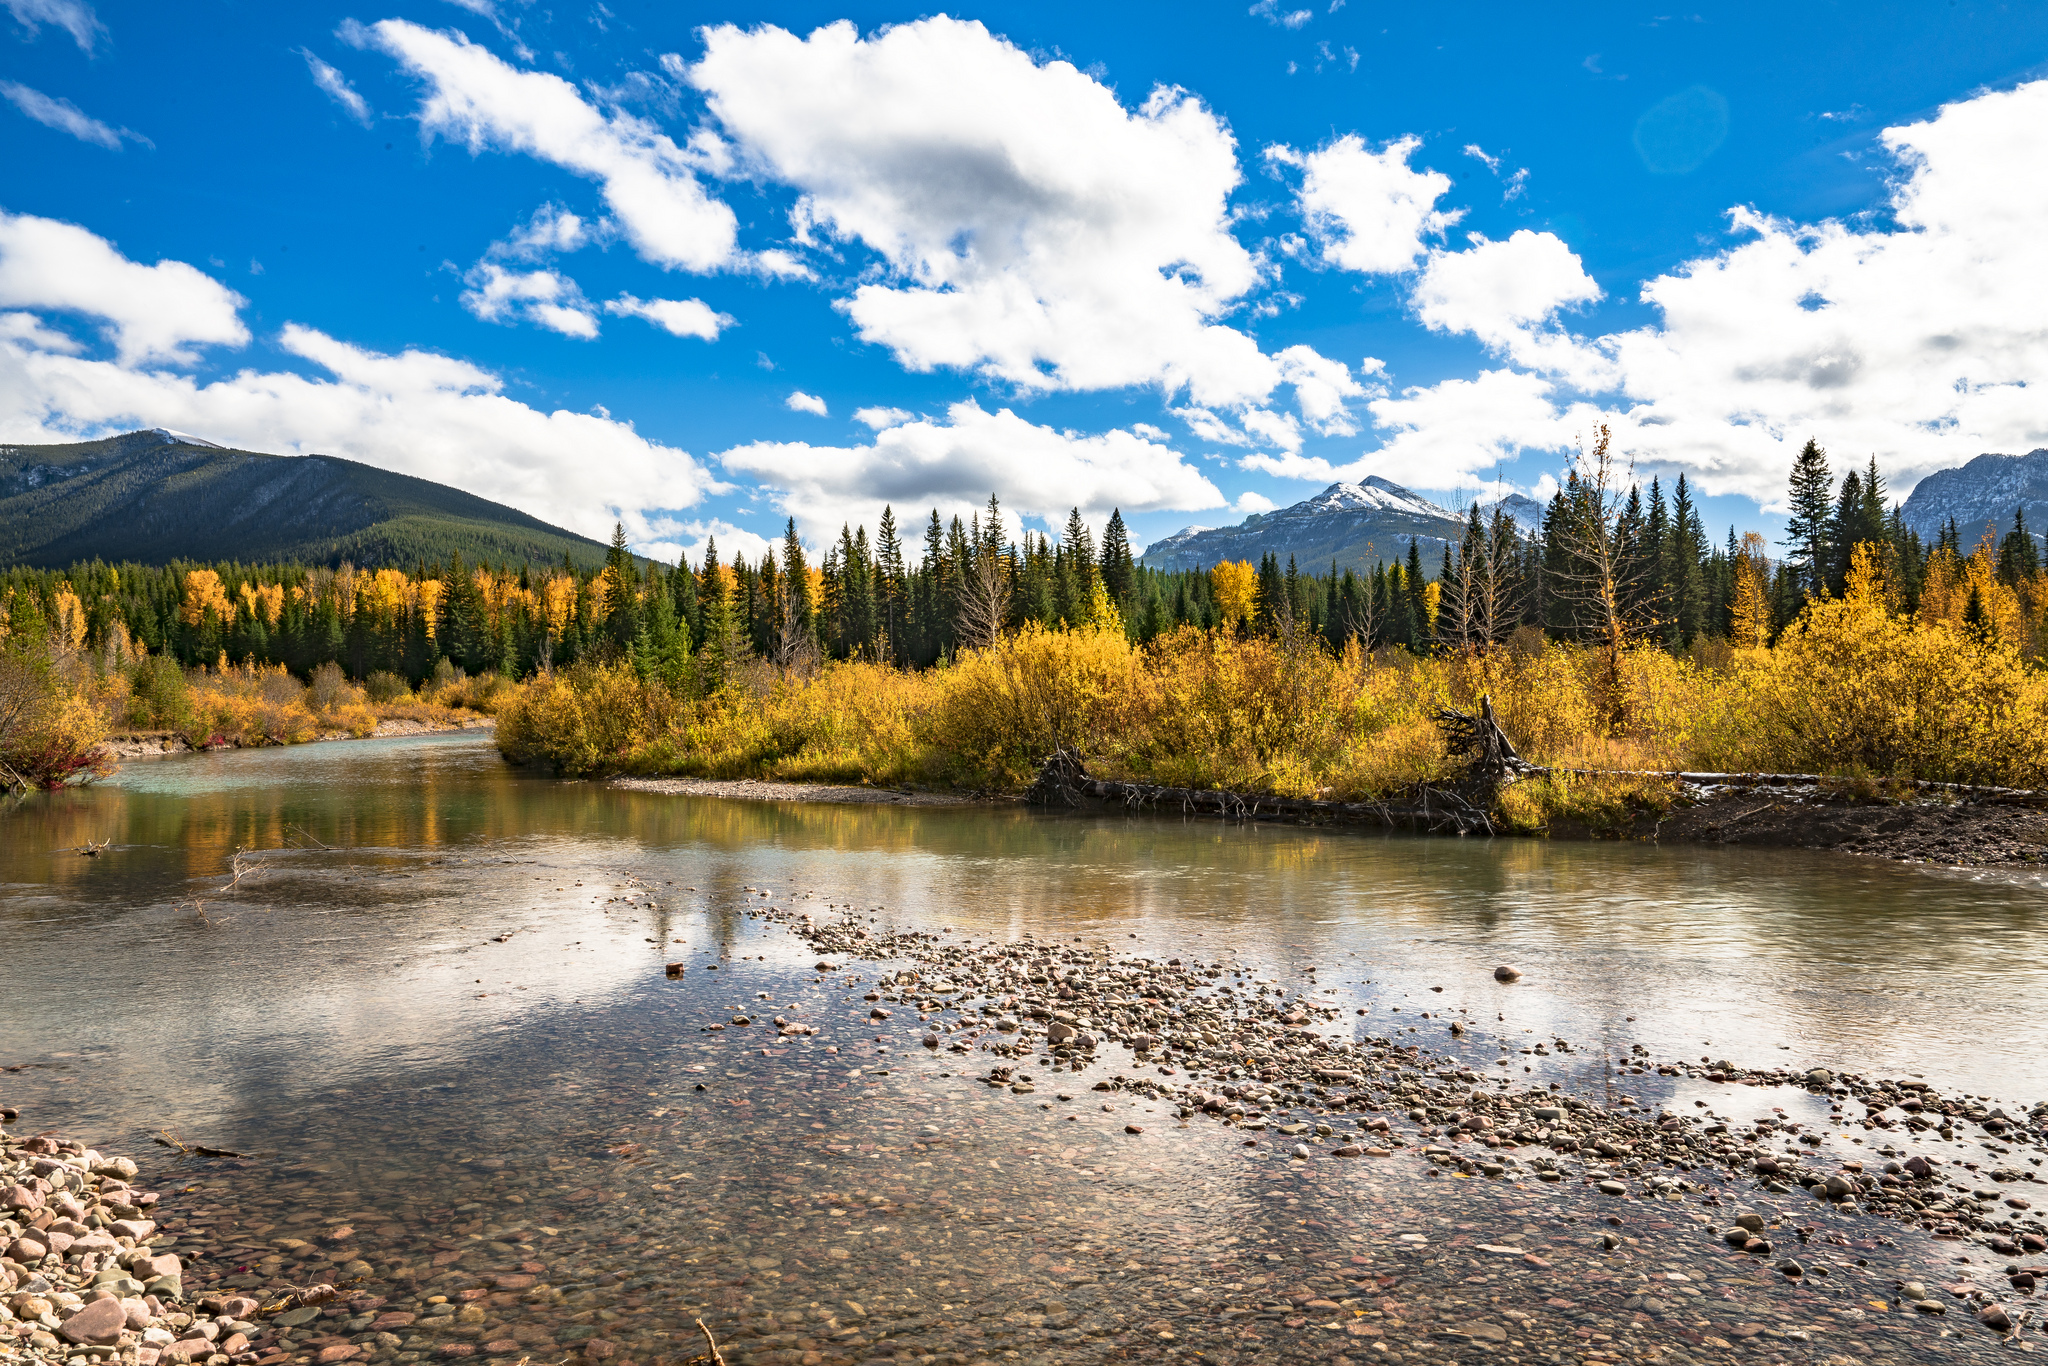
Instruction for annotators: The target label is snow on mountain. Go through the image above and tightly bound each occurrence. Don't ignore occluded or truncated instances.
[1139,479,1540,574]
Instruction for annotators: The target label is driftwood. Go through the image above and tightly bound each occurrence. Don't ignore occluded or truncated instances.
[1432,696,1532,780]
[689,1319,728,1366]
[153,1129,251,1159]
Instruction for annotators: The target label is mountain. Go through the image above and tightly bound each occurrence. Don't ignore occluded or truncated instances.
[1899,448,2048,549]
[0,429,614,569]
[1139,478,1545,575]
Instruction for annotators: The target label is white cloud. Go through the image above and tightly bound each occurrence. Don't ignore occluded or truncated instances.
[1246,368,1580,490]
[1381,77,2048,504]
[716,398,1225,544]
[0,311,81,352]
[605,293,731,340]
[0,215,716,547]
[639,516,773,570]
[1275,343,1368,434]
[300,51,371,125]
[1415,231,1600,342]
[0,210,246,363]
[3,0,101,51]
[0,80,137,150]
[1234,490,1276,513]
[784,390,828,416]
[498,203,595,258]
[459,264,599,338]
[1171,405,1252,447]
[1267,134,1459,274]
[1239,406,1303,453]
[1249,0,1313,27]
[688,16,1283,408]
[358,18,740,273]
[853,405,914,429]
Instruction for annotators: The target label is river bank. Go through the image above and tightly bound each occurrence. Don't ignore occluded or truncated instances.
[617,760,2047,868]
[101,718,495,762]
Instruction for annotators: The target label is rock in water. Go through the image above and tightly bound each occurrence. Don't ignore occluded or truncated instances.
[1494,965,1523,983]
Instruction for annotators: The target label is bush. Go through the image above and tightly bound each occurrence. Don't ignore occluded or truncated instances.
[364,670,411,703]
[307,661,348,711]
[126,654,193,730]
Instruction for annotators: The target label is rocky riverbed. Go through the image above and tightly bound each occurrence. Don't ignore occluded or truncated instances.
[10,871,2048,1366]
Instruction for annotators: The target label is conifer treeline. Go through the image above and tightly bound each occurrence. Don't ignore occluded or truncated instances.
[5,435,2045,682]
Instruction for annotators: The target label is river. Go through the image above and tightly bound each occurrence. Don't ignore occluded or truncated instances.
[4,732,2042,1364]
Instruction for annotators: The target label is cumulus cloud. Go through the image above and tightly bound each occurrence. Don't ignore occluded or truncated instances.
[0,81,141,150]
[0,310,81,352]
[605,293,731,340]
[785,389,827,416]
[0,214,715,547]
[459,263,599,338]
[1245,367,1580,489]
[1368,77,2048,504]
[0,210,246,363]
[853,405,913,429]
[3,0,101,51]
[1268,134,1459,274]
[1414,231,1601,344]
[358,18,740,273]
[300,51,372,125]
[498,203,596,258]
[638,516,773,570]
[687,16,1284,409]
[716,398,1225,544]
[1234,490,1276,513]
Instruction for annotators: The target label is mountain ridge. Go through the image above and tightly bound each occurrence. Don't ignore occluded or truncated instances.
[1898,448,2048,548]
[0,429,613,569]
[1140,478,1545,575]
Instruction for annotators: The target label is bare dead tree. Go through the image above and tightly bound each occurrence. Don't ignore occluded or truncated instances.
[769,567,820,674]
[1469,505,1526,649]
[953,499,1012,650]
[1551,425,1664,705]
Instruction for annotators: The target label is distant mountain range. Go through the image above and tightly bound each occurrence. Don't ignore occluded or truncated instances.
[1139,478,1545,575]
[0,429,613,569]
[1898,448,2048,547]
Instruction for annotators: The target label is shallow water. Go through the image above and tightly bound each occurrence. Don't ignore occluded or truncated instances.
[4,733,2044,1365]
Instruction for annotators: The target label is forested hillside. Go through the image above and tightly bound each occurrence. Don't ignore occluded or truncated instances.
[0,429,612,568]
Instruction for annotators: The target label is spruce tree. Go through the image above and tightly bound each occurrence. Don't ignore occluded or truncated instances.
[1100,509,1136,607]
[1785,437,1833,596]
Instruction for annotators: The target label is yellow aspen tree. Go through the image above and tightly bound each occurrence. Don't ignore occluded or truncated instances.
[1731,532,1773,648]
[1210,560,1257,631]
[180,570,232,626]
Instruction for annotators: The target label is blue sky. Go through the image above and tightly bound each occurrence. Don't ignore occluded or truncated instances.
[4,0,2047,564]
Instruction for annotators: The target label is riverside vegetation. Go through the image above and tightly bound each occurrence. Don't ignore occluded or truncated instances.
[5,435,2048,818]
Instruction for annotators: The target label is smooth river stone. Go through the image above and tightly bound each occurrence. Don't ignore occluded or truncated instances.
[59,1297,129,1346]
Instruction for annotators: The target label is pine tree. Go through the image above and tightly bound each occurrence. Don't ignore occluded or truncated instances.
[876,505,905,661]
[1668,475,1705,646]
[603,521,638,651]
[1100,509,1136,608]
[1786,437,1833,597]
[1999,508,2042,586]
